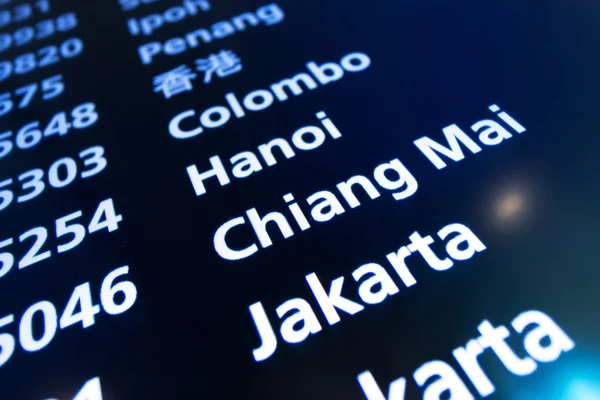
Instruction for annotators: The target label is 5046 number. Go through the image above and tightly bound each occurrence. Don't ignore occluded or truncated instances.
[0,266,137,368]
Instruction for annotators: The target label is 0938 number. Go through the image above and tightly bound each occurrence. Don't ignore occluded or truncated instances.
[0,13,78,54]
[0,13,77,52]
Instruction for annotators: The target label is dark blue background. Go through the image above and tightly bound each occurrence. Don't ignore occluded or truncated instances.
[0,0,599,398]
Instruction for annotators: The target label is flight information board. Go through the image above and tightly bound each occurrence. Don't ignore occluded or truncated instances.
[0,0,599,399]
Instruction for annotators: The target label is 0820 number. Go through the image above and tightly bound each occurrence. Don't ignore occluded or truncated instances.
[0,37,83,82]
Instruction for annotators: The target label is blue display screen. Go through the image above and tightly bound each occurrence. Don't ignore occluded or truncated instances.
[0,0,599,399]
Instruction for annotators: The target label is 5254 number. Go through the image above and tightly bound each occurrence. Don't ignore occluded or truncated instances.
[0,198,122,280]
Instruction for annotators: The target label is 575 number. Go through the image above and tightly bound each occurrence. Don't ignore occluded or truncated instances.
[0,74,64,118]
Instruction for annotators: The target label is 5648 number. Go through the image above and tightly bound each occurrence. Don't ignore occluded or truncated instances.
[0,102,98,159]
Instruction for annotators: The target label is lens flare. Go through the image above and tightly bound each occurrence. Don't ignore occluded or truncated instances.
[496,192,524,220]
[564,379,600,400]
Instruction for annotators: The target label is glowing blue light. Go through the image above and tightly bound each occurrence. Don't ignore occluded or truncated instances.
[564,379,600,400]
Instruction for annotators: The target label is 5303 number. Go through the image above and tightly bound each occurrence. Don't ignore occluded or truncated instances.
[0,145,108,212]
